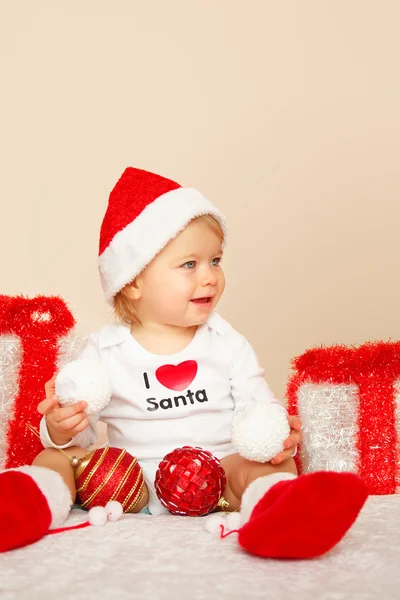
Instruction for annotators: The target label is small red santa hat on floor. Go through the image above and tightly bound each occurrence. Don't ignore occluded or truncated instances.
[98,168,227,304]
[205,470,369,559]
[0,466,72,552]
[0,466,123,552]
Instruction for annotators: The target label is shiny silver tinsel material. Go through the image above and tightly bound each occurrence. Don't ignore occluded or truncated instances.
[0,333,86,470]
[298,381,400,485]
[297,383,360,474]
[0,335,21,470]
[57,334,87,369]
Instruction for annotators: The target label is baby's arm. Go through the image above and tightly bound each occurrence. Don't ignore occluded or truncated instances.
[38,377,98,449]
[229,333,286,411]
[38,334,101,450]
[229,334,301,463]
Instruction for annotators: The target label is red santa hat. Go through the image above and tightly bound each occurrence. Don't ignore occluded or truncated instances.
[98,168,227,304]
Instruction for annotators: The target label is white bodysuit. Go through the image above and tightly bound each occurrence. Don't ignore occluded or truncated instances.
[40,312,285,514]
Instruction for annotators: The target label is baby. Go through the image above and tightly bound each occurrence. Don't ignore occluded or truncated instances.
[0,168,367,557]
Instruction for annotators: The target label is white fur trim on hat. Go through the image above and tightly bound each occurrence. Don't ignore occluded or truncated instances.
[240,472,297,526]
[13,465,73,529]
[98,186,227,304]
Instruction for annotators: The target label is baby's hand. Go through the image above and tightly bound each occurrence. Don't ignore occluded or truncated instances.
[270,415,302,465]
[37,375,88,446]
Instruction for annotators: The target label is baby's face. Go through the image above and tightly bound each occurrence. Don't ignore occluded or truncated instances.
[133,219,225,328]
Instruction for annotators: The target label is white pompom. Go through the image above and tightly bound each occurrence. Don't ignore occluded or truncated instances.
[231,399,290,463]
[88,506,108,526]
[226,511,241,530]
[203,512,241,538]
[105,501,123,522]
[55,358,112,415]
[203,513,229,537]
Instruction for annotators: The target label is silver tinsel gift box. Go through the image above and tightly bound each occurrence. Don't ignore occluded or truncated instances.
[287,341,400,495]
[0,333,86,470]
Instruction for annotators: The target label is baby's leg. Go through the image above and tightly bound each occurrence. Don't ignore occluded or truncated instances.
[33,446,89,502]
[220,453,297,511]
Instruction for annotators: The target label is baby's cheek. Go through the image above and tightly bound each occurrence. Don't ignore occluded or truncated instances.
[215,276,226,300]
[174,278,196,298]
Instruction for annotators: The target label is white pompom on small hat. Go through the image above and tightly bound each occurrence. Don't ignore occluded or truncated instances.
[98,167,227,304]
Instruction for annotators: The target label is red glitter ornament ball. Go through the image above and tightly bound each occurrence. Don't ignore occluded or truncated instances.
[75,446,145,512]
[155,446,227,516]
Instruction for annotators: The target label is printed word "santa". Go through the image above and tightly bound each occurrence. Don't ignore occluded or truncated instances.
[146,389,208,411]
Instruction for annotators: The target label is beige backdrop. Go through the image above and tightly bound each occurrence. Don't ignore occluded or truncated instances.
[1,1,399,401]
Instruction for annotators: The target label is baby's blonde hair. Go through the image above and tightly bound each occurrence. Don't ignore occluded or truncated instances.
[113,213,224,326]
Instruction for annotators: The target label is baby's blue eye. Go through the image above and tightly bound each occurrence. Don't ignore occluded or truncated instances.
[211,257,221,266]
[182,261,196,269]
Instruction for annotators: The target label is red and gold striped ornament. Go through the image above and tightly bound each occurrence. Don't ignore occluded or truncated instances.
[155,446,227,516]
[74,446,145,512]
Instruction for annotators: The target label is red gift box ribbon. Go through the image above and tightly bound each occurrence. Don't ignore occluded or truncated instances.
[0,295,75,468]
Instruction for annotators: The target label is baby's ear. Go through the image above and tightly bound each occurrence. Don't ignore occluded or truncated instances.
[128,278,142,300]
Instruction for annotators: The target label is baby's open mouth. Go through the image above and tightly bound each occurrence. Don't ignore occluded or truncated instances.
[191,297,212,304]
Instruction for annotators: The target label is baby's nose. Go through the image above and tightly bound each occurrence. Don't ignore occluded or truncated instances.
[201,266,218,285]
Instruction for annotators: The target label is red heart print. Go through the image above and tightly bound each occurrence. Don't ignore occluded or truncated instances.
[155,360,198,391]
